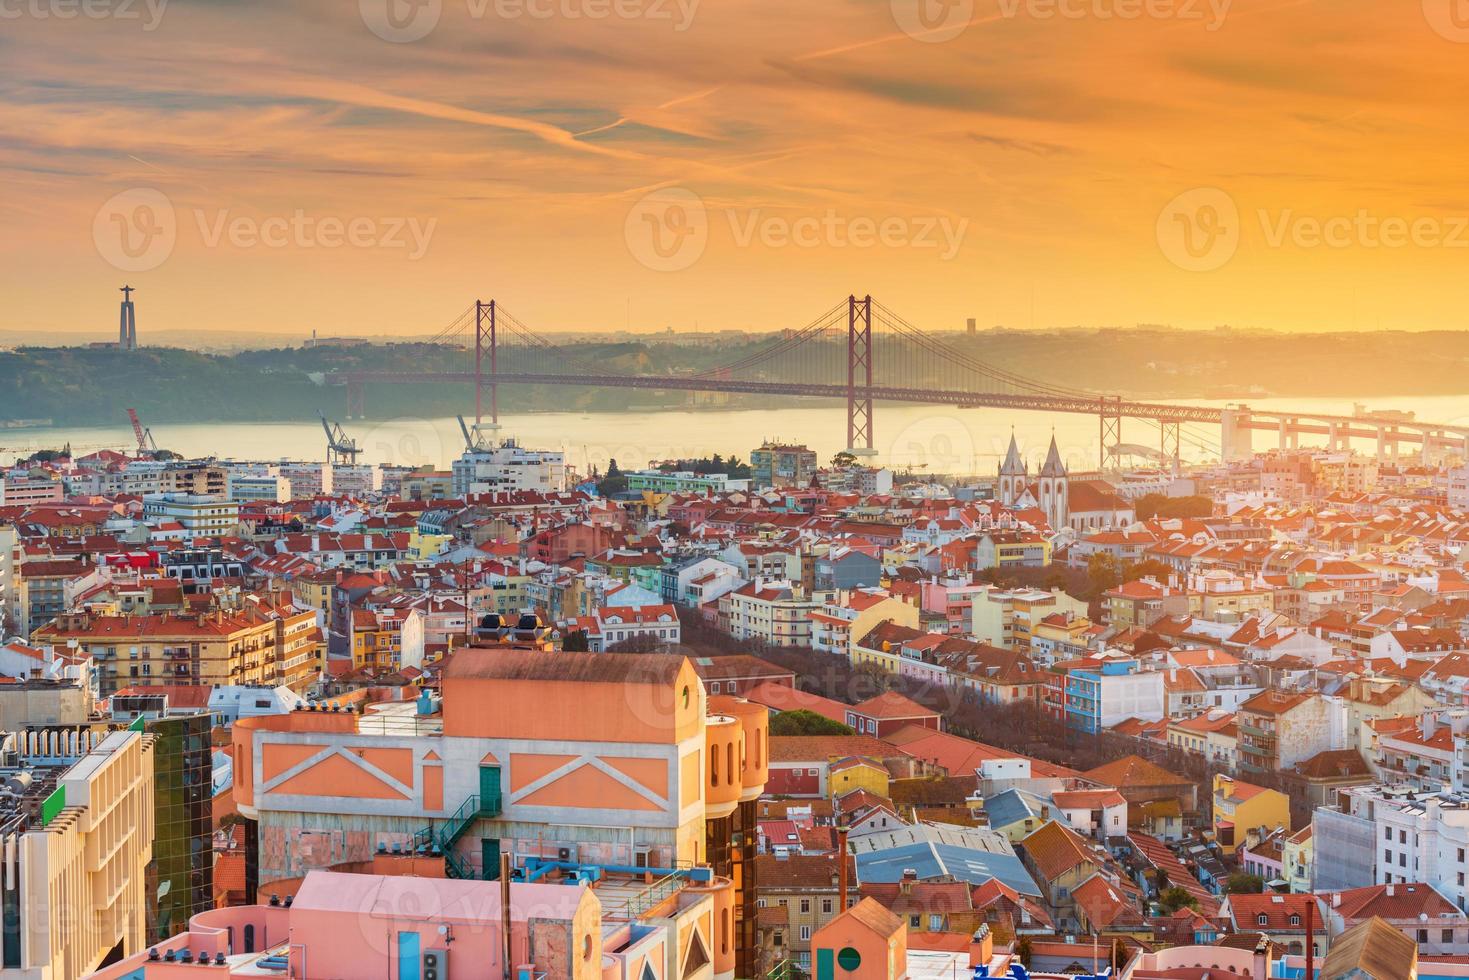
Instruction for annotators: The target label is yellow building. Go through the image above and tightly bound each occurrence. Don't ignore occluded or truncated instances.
[406,529,454,560]
[6,730,155,979]
[973,587,1089,652]
[350,608,402,670]
[1212,774,1290,855]
[290,569,336,615]
[828,757,891,801]
[34,601,323,697]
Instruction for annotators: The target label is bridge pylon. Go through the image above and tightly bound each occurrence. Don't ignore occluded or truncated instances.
[475,299,497,426]
[1098,396,1122,472]
[846,294,875,455]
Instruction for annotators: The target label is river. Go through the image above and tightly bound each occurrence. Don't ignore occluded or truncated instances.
[7,394,1469,479]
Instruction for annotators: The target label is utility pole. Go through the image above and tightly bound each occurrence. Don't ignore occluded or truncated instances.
[500,852,513,980]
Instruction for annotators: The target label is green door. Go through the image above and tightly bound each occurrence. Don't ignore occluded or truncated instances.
[479,765,501,814]
[482,838,500,880]
[816,947,834,980]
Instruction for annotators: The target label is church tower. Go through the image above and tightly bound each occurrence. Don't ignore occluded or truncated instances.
[998,433,1027,506]
[1038,435,1069,531]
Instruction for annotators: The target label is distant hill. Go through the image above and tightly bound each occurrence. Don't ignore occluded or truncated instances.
[1,329,1464,425]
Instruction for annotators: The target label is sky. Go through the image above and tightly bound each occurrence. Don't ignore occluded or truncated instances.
[4,0,1469,339]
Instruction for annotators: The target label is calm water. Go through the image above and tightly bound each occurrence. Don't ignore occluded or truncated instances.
[8,394,1469,479]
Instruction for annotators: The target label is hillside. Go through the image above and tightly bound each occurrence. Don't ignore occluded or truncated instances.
[1,329,1464,426]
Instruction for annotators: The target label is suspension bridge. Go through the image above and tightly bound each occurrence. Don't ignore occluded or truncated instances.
[325,295,1469,469]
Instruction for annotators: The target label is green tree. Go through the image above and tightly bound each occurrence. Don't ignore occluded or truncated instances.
[1123,558,1174,584]
[1135,494,1215,520]
[1015,936,1033,968]
[561,629,590,652]
[832,450,858,468]
[1226,873,1265,894]
[1086,553,1122,596]
[768,710,855,736]
[1158,886,1200,913]
[597,457,628,497]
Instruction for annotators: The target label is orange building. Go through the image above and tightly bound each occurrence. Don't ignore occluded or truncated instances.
[231,648,768,979]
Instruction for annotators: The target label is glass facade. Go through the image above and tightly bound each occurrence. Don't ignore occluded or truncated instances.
[145,713,214,944]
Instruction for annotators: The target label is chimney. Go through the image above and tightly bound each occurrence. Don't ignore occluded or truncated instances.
[1252,936,1270,980]
[900,868,918,895]
[1386,884,1395,897]
[968,923,993,968]
[1332,892,1341,908]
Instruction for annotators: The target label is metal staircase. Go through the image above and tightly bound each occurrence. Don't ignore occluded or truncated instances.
[416,792,503,879]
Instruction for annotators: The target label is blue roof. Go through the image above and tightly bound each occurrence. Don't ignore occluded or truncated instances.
[983,788,1037,830]
[854,840,1041,897]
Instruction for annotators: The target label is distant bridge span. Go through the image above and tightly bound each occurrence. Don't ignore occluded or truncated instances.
[326,297,1469,467]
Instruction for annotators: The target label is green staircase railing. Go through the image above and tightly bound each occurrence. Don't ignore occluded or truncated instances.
[416,793,503,880]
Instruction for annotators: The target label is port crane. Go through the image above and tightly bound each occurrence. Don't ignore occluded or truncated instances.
[126,408,159,456]
[456,415,490,453]
[319,412,363,465]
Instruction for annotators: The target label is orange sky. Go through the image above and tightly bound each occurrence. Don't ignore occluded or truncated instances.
[3,0,1469,338]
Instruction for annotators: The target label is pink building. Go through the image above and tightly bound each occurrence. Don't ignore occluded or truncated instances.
[85,869,725,980]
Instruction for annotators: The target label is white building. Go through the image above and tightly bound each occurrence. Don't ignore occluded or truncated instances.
[226,469,290,502]
[452,436,565,496]
[141,493,240,537]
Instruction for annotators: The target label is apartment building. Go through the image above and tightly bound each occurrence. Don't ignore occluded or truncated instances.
[972,587,1088,652]
[451,437,565,496]
[1062,656,1165,735]
[142,493,241,537]
[1236,689,1333,775]
[34,601,323,696]
[0,729,154,979]
[753,852,856,974]
[721,580,825,647]
[750,442,817,489]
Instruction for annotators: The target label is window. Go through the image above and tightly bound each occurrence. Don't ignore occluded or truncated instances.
[822,899,833,914]
[929,914,943,931]
[1257,914,1268,926]
[1419,929,1429,943]
[910,915,921,928]
[799,926,811,942]
[1386,827,1393,840]
[1445,929,1455,943]
[1289,915,1300,926]
[800,900,810,914]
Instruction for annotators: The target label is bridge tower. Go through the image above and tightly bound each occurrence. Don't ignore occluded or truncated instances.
[475,299,497,427]
[1220,406,1253,461]
[846,294,875,455]
[1098,396,1122,471]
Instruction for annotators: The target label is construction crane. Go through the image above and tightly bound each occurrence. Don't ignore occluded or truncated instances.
[126,408,159,455]
[319,412,363,465]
